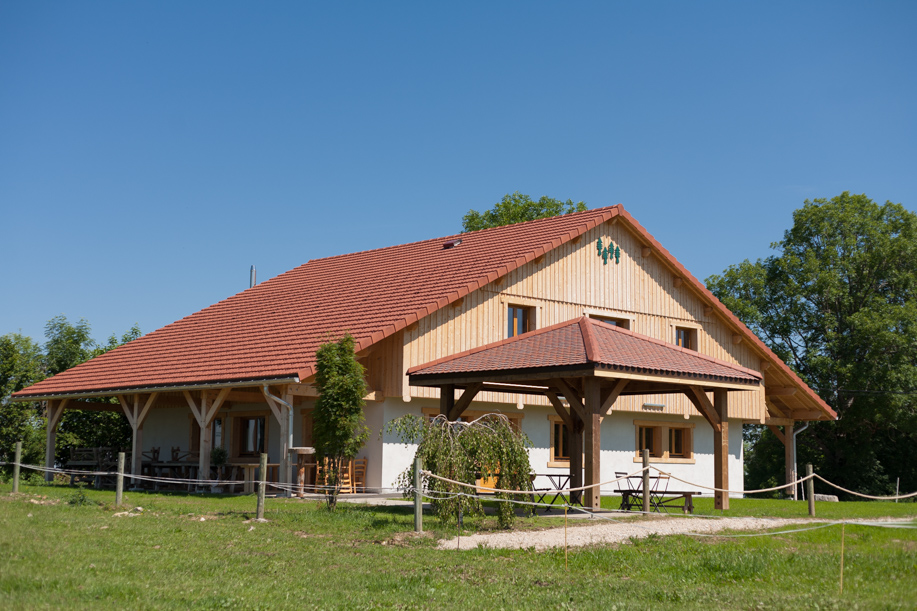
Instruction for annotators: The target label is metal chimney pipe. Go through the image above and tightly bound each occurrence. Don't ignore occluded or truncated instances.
[250,265,257,288]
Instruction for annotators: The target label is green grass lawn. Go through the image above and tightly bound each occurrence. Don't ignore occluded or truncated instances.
[2,482,915,610]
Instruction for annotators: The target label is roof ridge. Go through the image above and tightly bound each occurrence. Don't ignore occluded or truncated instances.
[306,205,620,265]
[578,317,599,362]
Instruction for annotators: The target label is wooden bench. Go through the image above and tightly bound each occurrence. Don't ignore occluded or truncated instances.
[615,489,702,514]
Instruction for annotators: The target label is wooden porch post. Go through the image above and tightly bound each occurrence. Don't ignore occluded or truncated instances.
[44,399,68,482]
[118,393,159,485]
[785,421,796,501]
[281,390,295,490]
[713,389,730,510]
[261,387,292,495]
[199,392,213,481]
[438,384,455,418]
[583,378,602,510]
[569,411,583,505]
[185,388,230,486]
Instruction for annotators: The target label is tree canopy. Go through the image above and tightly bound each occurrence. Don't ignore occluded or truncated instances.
[461,192,587,232]
[0,316,142,471]
[706,192,917,497]
[312,333,369,508]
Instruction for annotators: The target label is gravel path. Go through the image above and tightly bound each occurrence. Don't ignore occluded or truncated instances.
[437,516,826,550]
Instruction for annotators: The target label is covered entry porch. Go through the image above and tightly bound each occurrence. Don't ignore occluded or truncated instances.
[408,317,763,510]
[41,381,321,493]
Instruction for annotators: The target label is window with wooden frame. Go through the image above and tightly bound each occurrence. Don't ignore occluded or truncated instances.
[633,420,695,463]
[675,326,697,350]
[189,417,224,452]
[507,305,534,338]
[548,415,570,467]
[637,425,662,458]
[232,412,269,459]
[589,314,631,330]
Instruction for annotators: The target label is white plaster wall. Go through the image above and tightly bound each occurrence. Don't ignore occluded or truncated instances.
[141,398,745,498]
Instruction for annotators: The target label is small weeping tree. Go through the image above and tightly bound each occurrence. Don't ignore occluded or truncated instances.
[313,334,369,510]
[386,412,533,528]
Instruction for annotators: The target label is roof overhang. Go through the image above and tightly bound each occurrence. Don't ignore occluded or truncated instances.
[11,375,300,402]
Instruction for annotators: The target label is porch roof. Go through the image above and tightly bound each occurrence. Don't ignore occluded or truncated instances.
[408,316,762,390]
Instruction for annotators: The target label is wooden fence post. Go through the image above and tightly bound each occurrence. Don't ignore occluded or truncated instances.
[806,463,815,517]
[116,452,125,507]
[13,441,22,493]
[642,448,650,514]
[414,456,422,533]
[256,452,268,521]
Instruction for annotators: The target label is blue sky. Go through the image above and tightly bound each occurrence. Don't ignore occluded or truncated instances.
[2,2,915,345]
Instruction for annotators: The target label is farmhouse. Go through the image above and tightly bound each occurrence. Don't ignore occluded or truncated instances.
[12,205,835,508]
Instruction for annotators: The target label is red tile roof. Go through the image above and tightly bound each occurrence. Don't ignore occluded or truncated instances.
[408,317,762,386]
[14,206,622,398]
[12,203,836,420]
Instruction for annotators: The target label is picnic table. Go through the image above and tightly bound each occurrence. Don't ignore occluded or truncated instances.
[614,472,701,514]
[531,474,583,510]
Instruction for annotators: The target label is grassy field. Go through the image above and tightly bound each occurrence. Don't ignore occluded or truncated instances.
[1,482,915,610]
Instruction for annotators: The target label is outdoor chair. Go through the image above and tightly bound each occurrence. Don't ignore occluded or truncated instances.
[353,458,367,493]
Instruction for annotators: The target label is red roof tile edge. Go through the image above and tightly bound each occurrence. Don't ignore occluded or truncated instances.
[612,209,836,419]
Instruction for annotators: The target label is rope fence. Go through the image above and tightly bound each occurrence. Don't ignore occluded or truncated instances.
[3,459,917,502]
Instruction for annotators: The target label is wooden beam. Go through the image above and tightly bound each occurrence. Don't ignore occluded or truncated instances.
[183,390,203,424]
[785,421,796,500]
[203,387,229,426]
[684,386,720,432]
[261,387,284,423]
[764,417,794,426]
[287,384,319,397]
[44,399,68,481]
[117,395,134,428]
[583,378,602,509]
[552,378,587,422]
[449,382,483,420]
[136,392,159,428]
[766,386,797,397]
[767,425,786,445]
[439,384,455,419]
[789,409,828,421]
[713,389,729,510]
[545,391,573,430]
[600,378,629,415]
[765,398,787,418]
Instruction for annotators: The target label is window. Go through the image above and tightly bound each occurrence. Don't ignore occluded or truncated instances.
[235,415,267,457]
[548,416,570,466]
[675,326,696,350]
[589,314,630,330]
[507,305,533,337]
[669,427,687,458]
[634,420,695,463]
[638,425,661,458]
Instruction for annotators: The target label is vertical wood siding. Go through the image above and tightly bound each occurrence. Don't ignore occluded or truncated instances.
[394,220,763,420]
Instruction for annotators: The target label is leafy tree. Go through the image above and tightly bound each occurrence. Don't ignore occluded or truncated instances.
[462,192,587,232]
[707,192,917,498]
[0,316,141,471]
[312,334,369,509]
[47,317,138,464]
[0,334,46,472]
[386,413,534,528]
